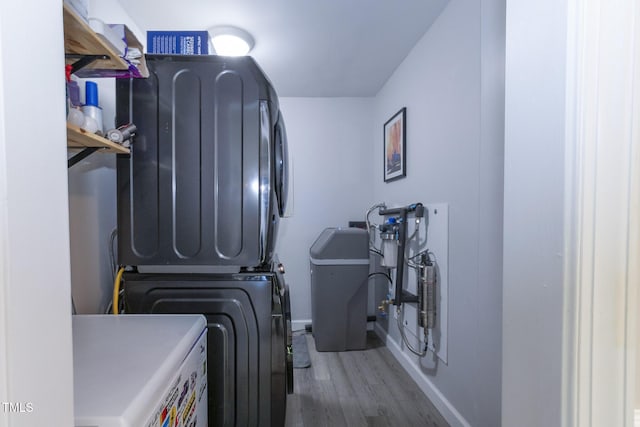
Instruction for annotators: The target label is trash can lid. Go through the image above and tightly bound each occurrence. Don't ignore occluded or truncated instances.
[309,227,369,260]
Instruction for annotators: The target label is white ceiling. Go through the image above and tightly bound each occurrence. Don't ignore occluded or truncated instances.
[120,0,449,97]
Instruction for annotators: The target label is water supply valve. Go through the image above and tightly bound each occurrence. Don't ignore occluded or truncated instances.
[378,298,393,317]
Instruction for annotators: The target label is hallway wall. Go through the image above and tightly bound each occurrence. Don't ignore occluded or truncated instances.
[371,0,505,425]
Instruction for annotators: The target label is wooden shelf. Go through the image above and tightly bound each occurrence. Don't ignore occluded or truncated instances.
[63,2,141,166]
[63,3,129,71]
[63,3,148,77]
[67,123,130,154]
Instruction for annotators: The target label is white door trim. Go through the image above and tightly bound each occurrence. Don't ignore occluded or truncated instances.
[0,16,9,415]
[563,0,640,425]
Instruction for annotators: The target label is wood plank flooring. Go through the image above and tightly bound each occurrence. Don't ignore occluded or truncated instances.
[285,331,450,427]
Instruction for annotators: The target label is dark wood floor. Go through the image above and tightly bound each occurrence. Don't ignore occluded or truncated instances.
[285,331,449,427]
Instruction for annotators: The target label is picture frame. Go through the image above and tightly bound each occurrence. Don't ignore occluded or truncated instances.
[383,107,407,182]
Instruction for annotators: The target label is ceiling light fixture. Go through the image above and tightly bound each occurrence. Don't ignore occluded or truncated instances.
[208,26,255,57]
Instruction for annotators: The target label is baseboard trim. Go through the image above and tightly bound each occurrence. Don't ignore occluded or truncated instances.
[293,319,377,332]
[374,323,471,427]
[292,319,311,332]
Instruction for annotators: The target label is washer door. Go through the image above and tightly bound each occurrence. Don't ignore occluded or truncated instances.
[271,271,291,426]
[284,284,293,394]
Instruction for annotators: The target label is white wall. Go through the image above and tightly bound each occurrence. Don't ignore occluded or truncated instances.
[0,1,74,425]
[371,0,504,426]
[275,97,374,327]
[68,155,118,313]
[502,1,568,425]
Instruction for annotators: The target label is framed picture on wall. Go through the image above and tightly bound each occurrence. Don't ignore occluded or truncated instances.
[383,107,407,182]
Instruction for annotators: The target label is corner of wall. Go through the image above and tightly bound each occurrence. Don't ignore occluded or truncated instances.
[374,323,471,427]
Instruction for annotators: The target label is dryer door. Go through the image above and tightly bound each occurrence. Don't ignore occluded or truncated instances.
[273,112,289,217]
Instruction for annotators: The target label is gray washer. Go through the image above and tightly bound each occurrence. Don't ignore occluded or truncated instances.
[309,227,370,351]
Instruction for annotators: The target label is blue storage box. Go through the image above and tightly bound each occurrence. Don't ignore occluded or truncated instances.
[147,31,209,55]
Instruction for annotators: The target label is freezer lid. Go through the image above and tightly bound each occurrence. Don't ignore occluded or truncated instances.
[73,314,206,426]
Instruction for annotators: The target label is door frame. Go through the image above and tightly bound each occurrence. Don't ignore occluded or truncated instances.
[562,0,639,425]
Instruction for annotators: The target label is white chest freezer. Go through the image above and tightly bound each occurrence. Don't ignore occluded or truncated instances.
[73,314,207,427]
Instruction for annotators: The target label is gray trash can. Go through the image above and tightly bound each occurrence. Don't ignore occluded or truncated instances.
[309,227,370,351]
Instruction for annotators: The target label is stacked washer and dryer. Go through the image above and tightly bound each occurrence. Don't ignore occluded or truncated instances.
[115,54,293,427]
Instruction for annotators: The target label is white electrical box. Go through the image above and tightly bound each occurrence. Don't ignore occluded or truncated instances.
[73,314,207,427]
